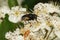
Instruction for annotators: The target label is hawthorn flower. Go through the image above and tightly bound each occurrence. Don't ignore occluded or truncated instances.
[44,3,60,14]
[34,3,60,16]
[51,16,60,29]
[15,35,24,40]
[5,31,12,39]
[8,6,26,23]
[0,6,10,23]
[0,10,5,22]
[14,28,20,35]
[0,6,10,20]
[54,29,60,38]
[0,11,5,18]
[34,3,47,15]
[5,28,24,40]
[0,6,10,14]
[5,2,60,40]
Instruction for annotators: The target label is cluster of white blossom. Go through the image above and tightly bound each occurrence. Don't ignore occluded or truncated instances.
[0,6,10,23]
[5,2,60,40]
[8,6,26,23]
[0,6,26,23]
[5,28,24,40]
[34,3,60,15]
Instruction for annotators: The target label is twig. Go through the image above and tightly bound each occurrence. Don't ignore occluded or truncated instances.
[45,26,54,40]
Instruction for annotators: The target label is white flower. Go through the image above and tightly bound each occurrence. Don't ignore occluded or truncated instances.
[44,3,55,13]
[9,14,24,23]
[34,3,47,15]
[5,28,24,40]
[11,6,26,12]
[0,11,5,18]
[34,3,60,15]
[0,9,6,23]
[9,35,24,40]
[8,6,26,23]
[5,32,12,39]
[51,16,60,29]
[16,28,20,31]
[15,35,24,40]
[0,6,10,23]
[4,2,60,40]
[44,3,60,14]
[0,6,10,19]
[0,6,10,14]
[14,28,20,35]
[54,30,60,38]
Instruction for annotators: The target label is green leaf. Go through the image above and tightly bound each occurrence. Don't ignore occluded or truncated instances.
[22,0,60,11]
[0,14,17,40]
[21,0,49,10]
[19,22,24,28]
[8,0,19,9]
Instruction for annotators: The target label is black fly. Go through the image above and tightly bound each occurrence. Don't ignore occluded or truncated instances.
[21,14,37,21]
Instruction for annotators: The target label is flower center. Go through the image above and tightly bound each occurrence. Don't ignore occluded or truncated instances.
[15,11,20,16]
